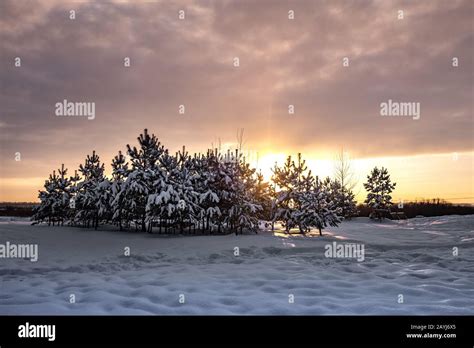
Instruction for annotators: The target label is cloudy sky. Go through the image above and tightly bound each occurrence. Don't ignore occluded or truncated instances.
[0,0,472,202]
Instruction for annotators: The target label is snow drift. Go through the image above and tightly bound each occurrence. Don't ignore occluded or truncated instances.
[0,215,473,315]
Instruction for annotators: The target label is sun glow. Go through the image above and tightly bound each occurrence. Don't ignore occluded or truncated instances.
[253,152,287,181]
[252,152,336,182]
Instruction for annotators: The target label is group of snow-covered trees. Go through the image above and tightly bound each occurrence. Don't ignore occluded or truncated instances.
[32,129,386,235]
[271,154,343,235]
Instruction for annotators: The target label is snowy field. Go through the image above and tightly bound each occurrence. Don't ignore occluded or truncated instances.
[0,215,473,315]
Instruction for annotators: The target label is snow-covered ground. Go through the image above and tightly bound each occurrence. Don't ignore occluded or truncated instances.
[1,215,473,315]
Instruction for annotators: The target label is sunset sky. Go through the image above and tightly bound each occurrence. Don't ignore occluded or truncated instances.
[0,0,473,203]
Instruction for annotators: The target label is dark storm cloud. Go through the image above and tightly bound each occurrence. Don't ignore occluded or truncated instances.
[0,0,472,179]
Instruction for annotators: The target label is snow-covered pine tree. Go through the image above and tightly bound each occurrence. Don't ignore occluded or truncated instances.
[32,170,59,225]
[216,150,235,233]
[75,151,106,229]
[272,156,294,233]
[271,153,305,233]
[55,164,72,225]
[253,171,272,223]
[125,129,166,232]
[97,177,112,226]
[195,150,220,233]
[227,151,262,234]
[145,147,177,233]
[68,169,81,224]
[363,166,396,219]
[268,180,277,231]
[110,151,129,230]
[168,146,200,233]
[291,153,310,233]
[292,169,315,233]
[32,164,73,226]
[208,148,234,233]
[301,176,342,236]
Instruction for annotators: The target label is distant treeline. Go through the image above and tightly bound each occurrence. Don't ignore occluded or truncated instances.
[1,200,473,219]
[0,203,38,217]
[357,199,474,218]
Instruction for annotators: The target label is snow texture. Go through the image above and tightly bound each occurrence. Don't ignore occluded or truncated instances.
[1,215,473,315]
